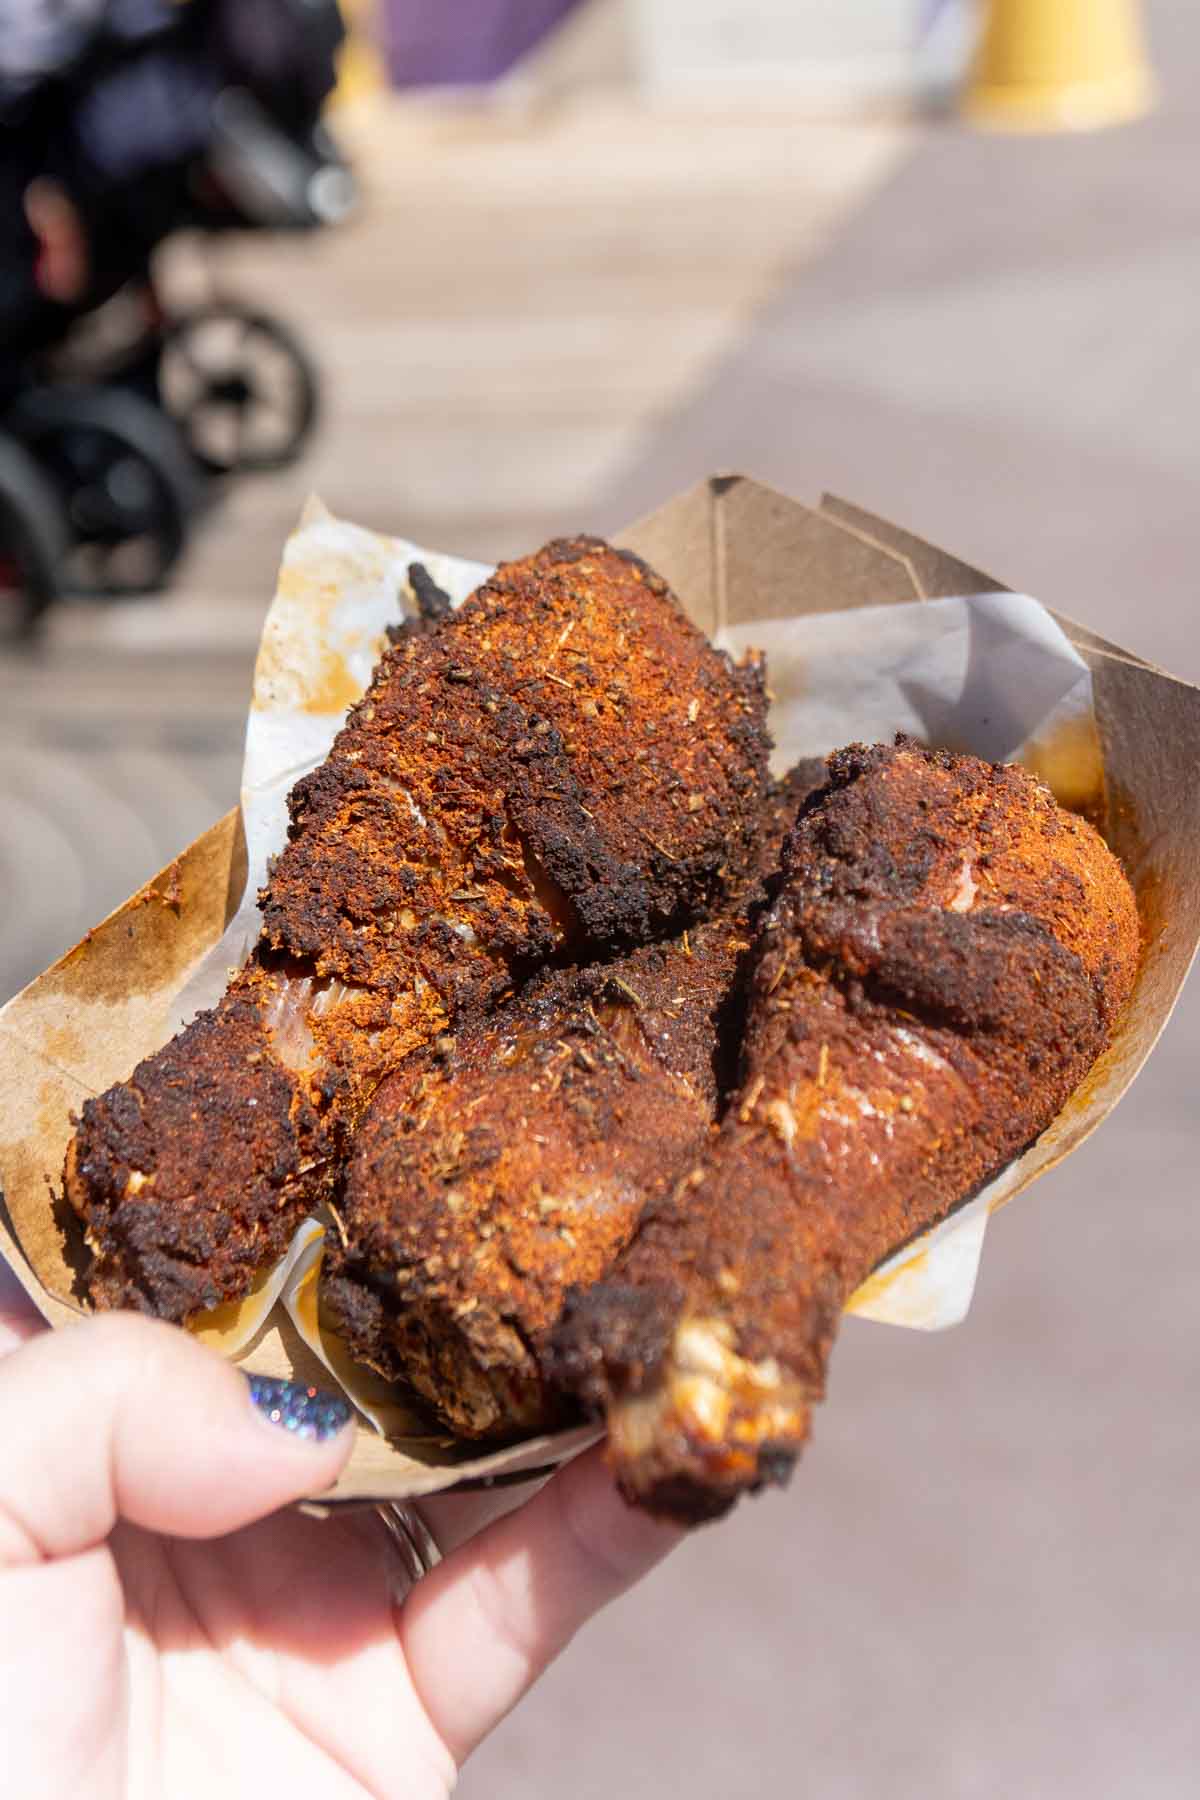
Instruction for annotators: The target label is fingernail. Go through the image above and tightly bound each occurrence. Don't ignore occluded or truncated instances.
[244,1373,353,1442]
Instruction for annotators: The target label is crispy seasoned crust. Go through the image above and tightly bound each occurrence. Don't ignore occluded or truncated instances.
[547,741,1141,1523]
[776,739,1138,1031]
[321,770,814,1439]
[322,943,725,1438]
[65,539,770,1324]
[261,535,769,983]
[65,997,330,1320]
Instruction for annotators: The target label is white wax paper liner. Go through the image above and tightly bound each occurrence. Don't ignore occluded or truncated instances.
[281,1224,441,1439]
[175,503,1099,1349]
[187,1217,325,1357]
[170,499,490,1026]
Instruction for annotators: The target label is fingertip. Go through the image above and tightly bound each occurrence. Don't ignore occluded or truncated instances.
[6,1312,358,1551]
[551,1445,685,1589]
[119,1332,358,1536]
[399,1444,685,1767]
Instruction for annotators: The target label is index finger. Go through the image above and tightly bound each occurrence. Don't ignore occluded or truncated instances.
[398,1445,683,1768]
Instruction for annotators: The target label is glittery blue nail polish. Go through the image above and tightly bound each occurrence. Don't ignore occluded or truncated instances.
[245,1374,353,1442]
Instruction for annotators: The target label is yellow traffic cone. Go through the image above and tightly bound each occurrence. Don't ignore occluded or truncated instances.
[963,0,1156,132]
[333,0,388,111]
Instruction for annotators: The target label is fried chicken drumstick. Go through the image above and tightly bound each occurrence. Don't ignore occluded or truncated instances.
[320,769,819,1439]
[322,930,738,1440]
[64,539,769,1323]
[549,741,1140,1524]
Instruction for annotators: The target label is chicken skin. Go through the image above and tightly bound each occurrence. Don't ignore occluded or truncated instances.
[64,539,769,1323]
[548,741,1141,1523]
[320,769,820,1439]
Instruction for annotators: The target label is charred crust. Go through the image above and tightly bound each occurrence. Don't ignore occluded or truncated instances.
[408,560,453,622]
[540,535,613,566]
[792,904,1105,1049]
[561,738,1138,1519]
[65,995,331,1322]
[69,534,770,1343]
[613,1435,799,1527]
[752,1442,800,1490]
[620,1472,740,1527]
[544,1280,681,1409]
[325,776,799,1440]
[261,537,770,981]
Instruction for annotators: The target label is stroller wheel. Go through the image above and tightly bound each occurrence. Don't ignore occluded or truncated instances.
[0,432,67,638]
[7,386,199,598]
[159,306,319,475]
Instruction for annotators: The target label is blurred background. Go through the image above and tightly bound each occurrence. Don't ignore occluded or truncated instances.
[2,2,1197,1794]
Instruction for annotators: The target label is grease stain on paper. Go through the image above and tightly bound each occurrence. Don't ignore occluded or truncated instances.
[1019,711,1106,823]
[188,1217,325,1357]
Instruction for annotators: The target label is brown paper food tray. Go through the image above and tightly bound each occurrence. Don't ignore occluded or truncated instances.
[1,477,1197,1504]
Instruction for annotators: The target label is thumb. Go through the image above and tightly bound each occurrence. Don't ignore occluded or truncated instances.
[0,1312,355,1567]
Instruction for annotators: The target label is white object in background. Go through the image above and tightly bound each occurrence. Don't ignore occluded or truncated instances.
[627,0,924,105]
[918,0,982,102]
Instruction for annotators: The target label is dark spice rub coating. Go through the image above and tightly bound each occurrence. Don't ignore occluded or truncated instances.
[64,999,328,1318]
[321,770,815,1439]
[548,741,1140,1524]
[65,539,769,1324]
[322,936,732,1440]
[261,535,768,977]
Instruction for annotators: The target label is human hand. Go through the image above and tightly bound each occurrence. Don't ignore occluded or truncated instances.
[0,1260,680,1799]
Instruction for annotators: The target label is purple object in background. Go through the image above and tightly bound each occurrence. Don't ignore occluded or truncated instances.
[382,0,584,87]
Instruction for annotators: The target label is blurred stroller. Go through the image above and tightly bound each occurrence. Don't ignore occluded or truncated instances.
[0,0,357,635]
